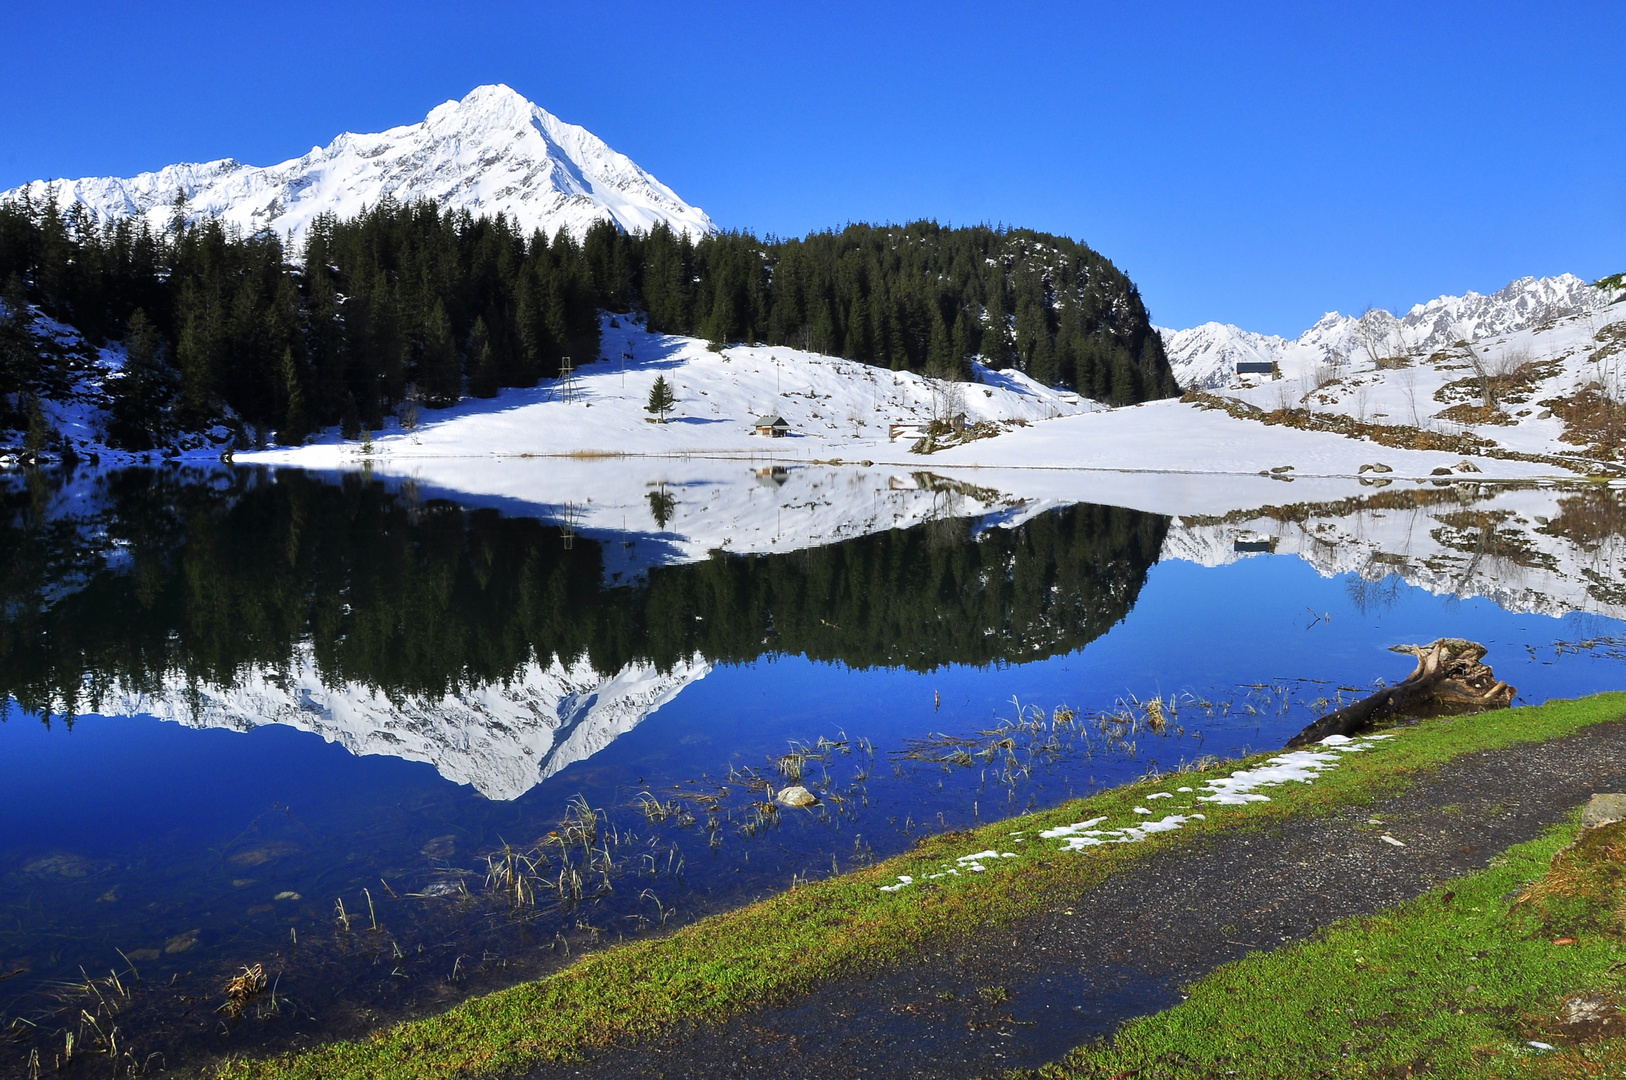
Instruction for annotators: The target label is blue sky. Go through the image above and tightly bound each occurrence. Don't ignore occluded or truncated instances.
[2,1,1621,337]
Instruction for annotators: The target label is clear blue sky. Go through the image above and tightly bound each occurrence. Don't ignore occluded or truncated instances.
[2,1,1621,337]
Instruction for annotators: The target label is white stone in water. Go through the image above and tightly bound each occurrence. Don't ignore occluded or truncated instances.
[776,785,817,808]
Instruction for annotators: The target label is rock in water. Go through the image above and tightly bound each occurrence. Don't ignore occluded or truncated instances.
[776,785,817,808]
[1582,793,1626,830]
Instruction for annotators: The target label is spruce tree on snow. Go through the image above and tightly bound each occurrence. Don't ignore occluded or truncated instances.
[646,375,676,422]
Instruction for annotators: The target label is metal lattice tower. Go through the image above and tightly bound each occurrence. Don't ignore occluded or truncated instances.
[558,355,575,404]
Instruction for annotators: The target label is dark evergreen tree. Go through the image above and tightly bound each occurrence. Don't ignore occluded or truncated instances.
[106,308,176,450]
[646,374,675,422]
[421,300,461,406]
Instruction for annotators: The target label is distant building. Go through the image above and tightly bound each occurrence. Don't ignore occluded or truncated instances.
[753,415,791,438]
[889,422,927,442]
[1236,361,1274,376]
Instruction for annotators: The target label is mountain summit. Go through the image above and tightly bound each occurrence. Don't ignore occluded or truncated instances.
[2,84,716,247]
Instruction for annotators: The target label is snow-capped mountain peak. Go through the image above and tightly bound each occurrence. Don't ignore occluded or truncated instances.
[2,84,716,250]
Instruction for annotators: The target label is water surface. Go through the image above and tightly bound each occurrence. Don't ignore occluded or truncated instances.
[2,464,1622,1075]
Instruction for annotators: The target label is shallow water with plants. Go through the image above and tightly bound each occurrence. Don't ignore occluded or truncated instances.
[2,465,1624,1076]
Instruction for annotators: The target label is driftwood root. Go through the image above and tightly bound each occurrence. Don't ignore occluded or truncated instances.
[1284,638,1515,749]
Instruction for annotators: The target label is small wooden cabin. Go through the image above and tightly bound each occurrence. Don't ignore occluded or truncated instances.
[753,415,791,437]
[1236,361,1274,376]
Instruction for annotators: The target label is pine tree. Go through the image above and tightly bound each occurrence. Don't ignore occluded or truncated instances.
[278,347,308,444]
[646,374,676,422]
[421,300,460,406]
[23,394,51,457]
[0,273,36,414]
[106,308,174,449]
[468,316,499,398]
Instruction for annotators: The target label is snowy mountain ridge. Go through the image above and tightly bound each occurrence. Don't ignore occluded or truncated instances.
[0,84,716,249]
[109,647,710,801]
[1162,274,1618,391]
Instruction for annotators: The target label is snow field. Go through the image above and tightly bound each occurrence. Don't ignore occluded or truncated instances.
[244,313,1561,483]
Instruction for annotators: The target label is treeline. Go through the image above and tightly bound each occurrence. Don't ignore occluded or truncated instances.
[0,189,1177,450]
[0,468,1168,722]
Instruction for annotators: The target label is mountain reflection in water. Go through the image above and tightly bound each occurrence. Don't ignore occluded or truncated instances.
[1,464,1623,1077]
[2,467,1165,797]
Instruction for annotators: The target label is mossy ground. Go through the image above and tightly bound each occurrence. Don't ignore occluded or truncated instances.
[219,692,1626,1080]
[1029,820,1626,1079]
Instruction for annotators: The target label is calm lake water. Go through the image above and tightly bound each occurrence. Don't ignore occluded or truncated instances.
[2,464,1623,1075]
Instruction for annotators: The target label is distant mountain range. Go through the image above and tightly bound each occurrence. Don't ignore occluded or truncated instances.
[1,84,716,247]
[1160,274,1619,390]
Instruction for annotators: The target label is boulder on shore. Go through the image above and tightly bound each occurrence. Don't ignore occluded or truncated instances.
[1582,793,1626,830]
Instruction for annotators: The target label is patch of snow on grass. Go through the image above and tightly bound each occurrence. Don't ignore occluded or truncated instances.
[1197,738,1381,806]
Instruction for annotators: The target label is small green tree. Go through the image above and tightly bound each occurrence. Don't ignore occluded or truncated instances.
[646,375,676,422]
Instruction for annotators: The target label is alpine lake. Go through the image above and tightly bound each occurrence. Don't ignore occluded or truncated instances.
[3,462,1624,1077]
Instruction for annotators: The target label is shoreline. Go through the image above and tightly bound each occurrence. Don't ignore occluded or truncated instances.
[220,691,1626,1080]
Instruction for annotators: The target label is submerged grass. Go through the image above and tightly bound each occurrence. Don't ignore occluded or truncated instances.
[219,692,1626,1080]
[1028,820,1626,1079]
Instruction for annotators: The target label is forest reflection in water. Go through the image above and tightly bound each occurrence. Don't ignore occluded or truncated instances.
[1,464,1624,1076]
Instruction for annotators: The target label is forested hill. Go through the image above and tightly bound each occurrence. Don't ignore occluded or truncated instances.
[0,192,1177,453]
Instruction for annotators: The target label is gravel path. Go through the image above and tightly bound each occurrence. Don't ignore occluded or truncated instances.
[528,717,1626,1079]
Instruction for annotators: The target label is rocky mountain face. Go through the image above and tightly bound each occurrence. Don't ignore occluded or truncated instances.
[1,84,716,249]
[1162,274,1618,390]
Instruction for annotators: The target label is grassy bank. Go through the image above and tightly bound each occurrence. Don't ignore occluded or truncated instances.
[1029,819,1626,1078]
[220,692,1626,1080]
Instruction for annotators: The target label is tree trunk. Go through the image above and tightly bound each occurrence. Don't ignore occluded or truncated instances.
[1284,638,1515,749]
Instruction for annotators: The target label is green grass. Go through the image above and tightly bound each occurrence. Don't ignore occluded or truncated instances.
[1027,820,1626,1079]
[220,692,1626,1080]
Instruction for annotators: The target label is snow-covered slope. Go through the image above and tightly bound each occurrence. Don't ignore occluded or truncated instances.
[1164,275,1616,390]
[235,312,1568,482]
[240,313,1098,467]
[1149,274,1626,474]
[2,85,715,247]
[108,648,709,801]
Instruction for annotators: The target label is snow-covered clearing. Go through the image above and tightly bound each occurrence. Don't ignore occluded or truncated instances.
[240,314,1565,485]
[243,313,1095,465]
